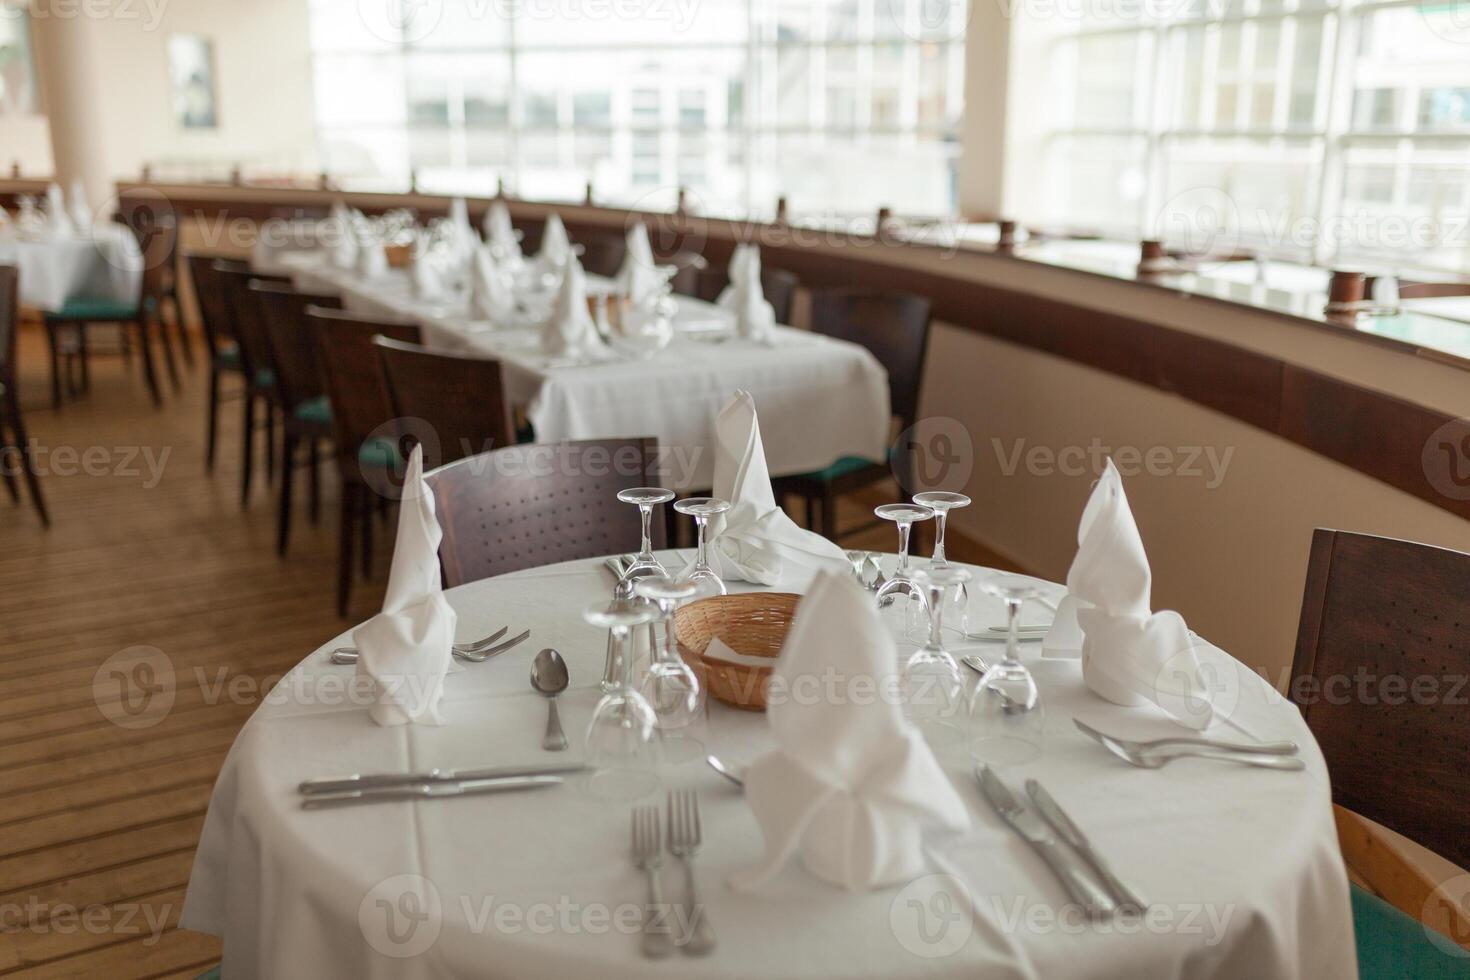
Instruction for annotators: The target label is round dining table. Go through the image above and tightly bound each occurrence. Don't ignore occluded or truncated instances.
[181,551,1355,979]
[0,222,143,312]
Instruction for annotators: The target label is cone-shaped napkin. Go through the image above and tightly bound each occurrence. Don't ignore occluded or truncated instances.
[542,258,607,357]
[68,178,92,231]
[1052,460,1213,729]
[730,572,971,892]
[469,243,515,322]
[702,390,849,585]
[356,235,388,279]
[719,244,777,342]
[536,213,570,272]
[617,221,659,304]
[484,200,522,265]
[410,231,445,299]
[329,201,358,270]
[352,445,457,726]
[45,183,73,234]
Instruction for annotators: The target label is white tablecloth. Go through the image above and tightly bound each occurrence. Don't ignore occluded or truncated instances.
[0,224,143,312]
[280,253,891,490]
[182,553,1355,980]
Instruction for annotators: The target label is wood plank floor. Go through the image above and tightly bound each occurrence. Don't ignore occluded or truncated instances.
[0,318,1018,977]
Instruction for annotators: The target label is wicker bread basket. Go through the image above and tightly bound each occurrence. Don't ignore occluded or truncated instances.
[674,592,801,710]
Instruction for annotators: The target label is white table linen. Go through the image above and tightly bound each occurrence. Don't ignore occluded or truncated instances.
[183,552,1355,980]
[281,253,890,490]
[0,223,143,312]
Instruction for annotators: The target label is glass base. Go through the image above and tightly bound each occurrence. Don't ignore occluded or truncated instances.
[659,733,707,765]
[580,767,661,802]
[969,734,1043,768]
[910,716,966,749]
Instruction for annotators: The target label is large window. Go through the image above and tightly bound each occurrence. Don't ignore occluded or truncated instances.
[308,0,966,217]
[1034,0,1470,273]
[0,5,38,115]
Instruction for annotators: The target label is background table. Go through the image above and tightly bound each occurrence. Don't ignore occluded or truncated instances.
[182,553,1355,980]
[282,254,892,490]
[0,224,143,312]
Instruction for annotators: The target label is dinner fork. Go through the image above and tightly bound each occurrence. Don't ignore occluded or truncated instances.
[327,626,508,664]
[667,790,716,955]
[1080,725,1306,771]
[632,807,674,959]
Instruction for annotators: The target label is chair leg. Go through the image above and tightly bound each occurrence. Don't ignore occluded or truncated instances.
[134,318,163,407]
[308,439,321,525]
[154,314,182,392]
[264,405,277,484]
[338,481,357,618]
[171,296,195,366]
[821,485,839,541]
[77,324,91,392]
[6,396,50,527]
[0,421,18,503]
[240,391,256,508]
[360,492,374,579]
[206,368,221,472]
[277,431,297,557]
[46,322,63,409]
[804,494,816,531]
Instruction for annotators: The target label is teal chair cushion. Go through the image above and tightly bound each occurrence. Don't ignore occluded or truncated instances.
[255,367,275,388]
[193,968,221,980]
[293,395,332,425]
[358,436,402,471]
[515,420,535,444]
[49,296,139,321]
[217,344,241,369]
[1352,883,1470,979]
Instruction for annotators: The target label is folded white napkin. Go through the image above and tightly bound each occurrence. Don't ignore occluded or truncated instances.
[448,197,477,262]
[730,572,970,892]
[45,183,73,234]
[536,212,570,272]
[329,202,358,270]
[352,446,457,726]
[701,390,849,586]
[469,243,515,322]
[68,177,92,231]
[410,231,446,299]
[1046,460,1213,729]
[484,200,522,266]
[718,244,777,342]
[0,206,10,230]
[356,237,388,279]
[542,257,608,357]
[617,221,660,304]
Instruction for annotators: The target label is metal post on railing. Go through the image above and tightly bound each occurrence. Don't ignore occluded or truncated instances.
[997,219,1017,249]
[139,164,152,183]
[584,180,594,207]
[318,171,332,191]
[229,165,242,187]
[675,186,687,215]
[775,196,788,225]
[8,161,18,179]
[496,176,506,199]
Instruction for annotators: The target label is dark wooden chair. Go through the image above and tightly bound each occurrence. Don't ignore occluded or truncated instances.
[307,308,422,617]
[117,198,190,367]
[374,337,516,469]
[0,265,48,526]
[213,263,292,506]
[426,437,666,587]
[773,288,932,540]
[43,217,179,408]
[1290,528,1470,977]
[691,264,799,325]
[184,254,250,473]
[250,279,342,556]
[577,234,627,278]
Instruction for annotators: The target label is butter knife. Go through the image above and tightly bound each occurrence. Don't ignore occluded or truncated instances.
[299,763,586,796]
[301,774,565,809]
[1026,779,1147,913]
[976,766,1115,918]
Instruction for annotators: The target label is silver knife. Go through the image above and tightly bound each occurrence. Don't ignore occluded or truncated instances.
[976,766,1116,918]
[301,774,565,809]
[299,763,586,796]
[1026,779,1148,913]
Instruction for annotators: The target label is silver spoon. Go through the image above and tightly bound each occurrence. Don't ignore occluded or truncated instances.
[532,648,570,751]
[705,755,745,788]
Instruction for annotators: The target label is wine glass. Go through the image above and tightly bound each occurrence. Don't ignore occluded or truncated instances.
[968,575,1045,768]
[617,487,675,580]
[634,575,706,764]
[901,566,971,747]
[874,504,933,626]
[583,598,663,801]
[844,549,880,591]
[674,497,731,598]
[913,491,973,635]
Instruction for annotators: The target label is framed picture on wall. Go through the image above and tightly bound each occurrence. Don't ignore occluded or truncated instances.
[167,34,218,129]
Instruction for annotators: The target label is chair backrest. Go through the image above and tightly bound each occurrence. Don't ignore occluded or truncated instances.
[374,337,515,468]
[249,279,342,410]
[212,263,293,381]
[808,287,932,427]
[694,265,799,325]
[184,254,242,360]
[306,308,421,476]
[117,200,179,298]
[663,249,705,298]
[1290,528,1470,870]
[577,234,627,278]
[0,265,16,382]
[426,438,666,586]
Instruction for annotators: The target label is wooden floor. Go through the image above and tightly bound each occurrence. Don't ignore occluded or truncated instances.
[0,319,1017,977]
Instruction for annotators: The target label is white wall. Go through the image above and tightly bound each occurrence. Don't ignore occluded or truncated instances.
[0,112,51,174]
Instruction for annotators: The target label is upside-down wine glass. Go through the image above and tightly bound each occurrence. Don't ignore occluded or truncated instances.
[901,566,972,747]
[634,575,707,764]
[674,497,731,599]
[618,487,675,580]
[968,575,1045,767]
[583,598,663,801]
[874,503,934,626]
[912,491,973,636]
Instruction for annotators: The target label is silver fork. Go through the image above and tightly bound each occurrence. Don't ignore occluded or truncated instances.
[632,806,674,959]
[667,790,716,956]
[327,626,509,664]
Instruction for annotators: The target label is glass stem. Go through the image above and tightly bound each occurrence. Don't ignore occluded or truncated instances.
[932,511,948,565]
[694,516,708,569]
[1005,597,1022,667]
[896,521,911,575]
[927,585,945,648]
[638,504,653,556]
[612,626,631,690]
